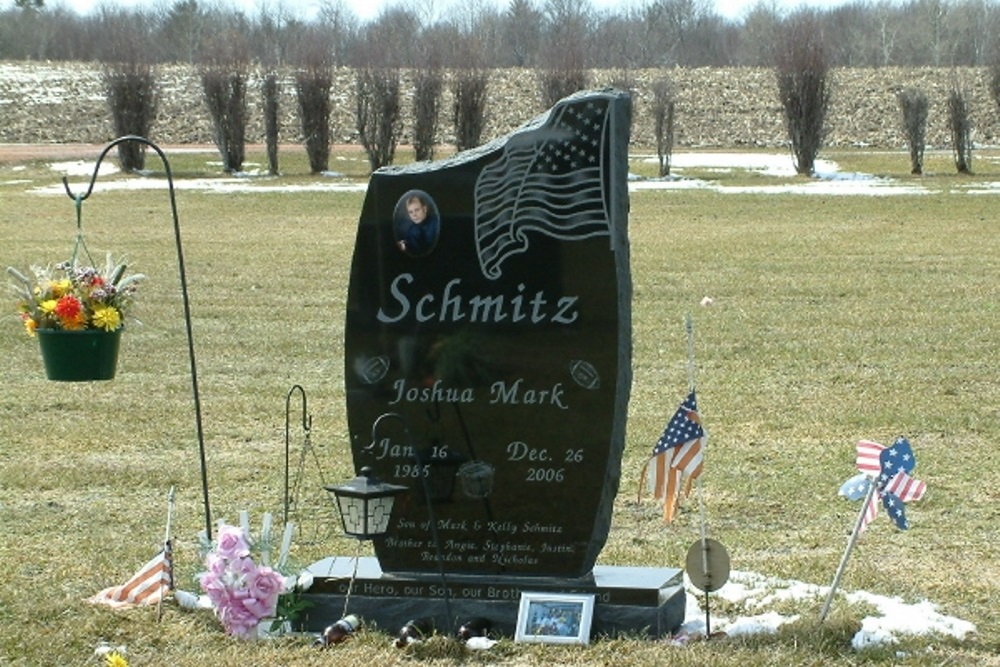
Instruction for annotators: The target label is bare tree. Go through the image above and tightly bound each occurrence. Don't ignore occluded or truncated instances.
[774,13,831,176]
[355,66,403,171]
[354,7,422,68]
[158,0,207,63]
[316,0,360,67]
[452,67,490,152]
[501,0,543,67]
[897,87,928,175]
[651,76,677,177]
[947,83,973,174]
[412,63,444,162]
[448,38,490,153]
[262,73,280,176]
[4,0,1000,68]
[537,44,590,109]
[537,0,592,107]
[294,44,334,174]
[101,20,159,172]
[199,34,249,173]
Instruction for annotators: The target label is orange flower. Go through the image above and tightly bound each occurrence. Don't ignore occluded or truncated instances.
[61,312,88,330]
[53,295,82,324]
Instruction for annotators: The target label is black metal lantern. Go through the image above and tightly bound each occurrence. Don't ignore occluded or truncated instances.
[326,467,408,540]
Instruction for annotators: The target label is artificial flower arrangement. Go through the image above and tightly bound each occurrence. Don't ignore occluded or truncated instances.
[7,253,145,336]
[197,513,313,639]
[7,254,143,336]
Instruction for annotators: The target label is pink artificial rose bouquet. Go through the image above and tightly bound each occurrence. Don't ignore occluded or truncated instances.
[199,524,287,639]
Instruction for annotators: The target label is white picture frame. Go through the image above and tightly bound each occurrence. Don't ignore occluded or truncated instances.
[514,592,595,645]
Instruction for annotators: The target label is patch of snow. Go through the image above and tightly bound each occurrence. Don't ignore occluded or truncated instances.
[32,177,367,195]
[22,151,998,197]
[49,160,119,178]
[632,153,931,195]
[844,590,976,650]
[677,570,975,651]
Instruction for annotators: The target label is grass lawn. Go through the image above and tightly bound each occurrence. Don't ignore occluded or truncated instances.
[0,145,998,666]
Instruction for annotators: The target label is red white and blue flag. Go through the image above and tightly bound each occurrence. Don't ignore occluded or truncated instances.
[641,392,706,523]
[86,543,173,608]
[839,437,926,533]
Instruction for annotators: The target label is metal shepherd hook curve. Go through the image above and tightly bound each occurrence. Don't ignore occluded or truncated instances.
[61,135,213,541]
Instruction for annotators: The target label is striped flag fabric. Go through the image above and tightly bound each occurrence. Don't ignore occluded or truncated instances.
[855,440,884,475]
[879,470,928,530]
[884,469,927,503]
[87,543,172,609]
[848,438,926,533]
[641,392,707,523]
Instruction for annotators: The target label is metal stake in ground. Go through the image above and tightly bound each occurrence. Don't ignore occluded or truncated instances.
[157,486,176,623]
[819,480,878,622]
[682,315,730,637]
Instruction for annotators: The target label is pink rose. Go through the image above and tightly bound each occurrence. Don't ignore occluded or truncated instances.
[214,524,250,560]
[204,553,227,576]
[241,595,275,620]
[219,600,259,637]
[199,571,231,607]
[229,556,258,579]
[246,566,284,611]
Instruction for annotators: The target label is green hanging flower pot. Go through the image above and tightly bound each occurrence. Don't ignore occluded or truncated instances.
[8,256,143,382]
[36,328,123,382]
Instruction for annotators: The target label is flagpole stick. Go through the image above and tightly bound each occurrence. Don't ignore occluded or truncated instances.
[685,314,696,393]
[158,487,176,622]
[687,315,715,636]
[819,481,876,622]
[685,316,708,569]
[685,314,709,567]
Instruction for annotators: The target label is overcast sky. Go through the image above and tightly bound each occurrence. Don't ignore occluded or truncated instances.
[50,0,853,23]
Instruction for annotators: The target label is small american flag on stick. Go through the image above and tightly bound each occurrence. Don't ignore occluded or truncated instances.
[87,487,175,611]
[640,391,707,523]
[86,545,172,609]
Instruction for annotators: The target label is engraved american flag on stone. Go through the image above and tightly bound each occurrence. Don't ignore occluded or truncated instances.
[474,97,612,280]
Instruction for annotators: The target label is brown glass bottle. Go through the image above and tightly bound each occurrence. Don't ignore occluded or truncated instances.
[314,614,359,647]
[456,617,492,642]
[395,617,435,647]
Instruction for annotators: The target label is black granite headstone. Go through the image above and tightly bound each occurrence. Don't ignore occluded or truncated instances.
[343,89,632,579]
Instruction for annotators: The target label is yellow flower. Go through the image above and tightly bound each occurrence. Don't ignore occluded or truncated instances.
[23,318,37,337]
[92,306,121,332]
[105,651,129,667]
[50,279,72,298]
[40,299,57,315]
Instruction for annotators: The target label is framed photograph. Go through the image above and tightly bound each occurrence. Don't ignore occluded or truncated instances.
[514,592,595,645]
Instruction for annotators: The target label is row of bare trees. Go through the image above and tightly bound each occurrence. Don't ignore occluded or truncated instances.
[102,28,987,181]
[777,14,980,176]
[5,0,1000,68]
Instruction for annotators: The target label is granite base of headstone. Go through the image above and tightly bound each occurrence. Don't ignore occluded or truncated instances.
[298,556,686,640]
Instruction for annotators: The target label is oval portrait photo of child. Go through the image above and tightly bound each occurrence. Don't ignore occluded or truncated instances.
[393,189,441,257]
